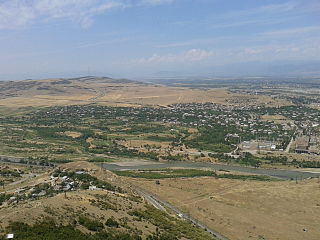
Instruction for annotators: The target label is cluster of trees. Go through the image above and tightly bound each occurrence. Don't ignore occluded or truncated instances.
[87,141,159,161]
[0,168,22,177]
[262,155,289,165]
[161,154,185,161]
[78,216,104,232]
[294,160,320,168]
[0,193,13,205]
[212,152,320,169]
[211,152,261,167]
[113,169,276,181]
[113,169,217,179]
[184,126,234,153]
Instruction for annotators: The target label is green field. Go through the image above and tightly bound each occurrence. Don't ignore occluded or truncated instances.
[113,168,279,181]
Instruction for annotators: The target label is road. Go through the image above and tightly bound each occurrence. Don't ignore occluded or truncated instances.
[7,173,38,187]
[2,154,319,180]
[285,137,294,153]
[135,188,166,212]
[0,156,56,168]
[135,187,230,240]
[102,161,320,180]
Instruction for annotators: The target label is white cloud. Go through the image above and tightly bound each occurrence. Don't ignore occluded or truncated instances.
[225,2,298,18]
[0,0,124,29]
[0,0,175,29]
[259,26,320,37]
[239,42,320,60]
[0,1,35,29]
[136,40,320,68]
[136,49,214,64]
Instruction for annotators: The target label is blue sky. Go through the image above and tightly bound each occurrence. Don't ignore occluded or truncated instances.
[0,0,319,80]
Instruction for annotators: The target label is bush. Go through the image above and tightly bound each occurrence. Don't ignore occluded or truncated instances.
[78,216,104,232]
[105,217,119,228]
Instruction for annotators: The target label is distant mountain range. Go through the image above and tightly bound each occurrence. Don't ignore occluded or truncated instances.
[148,60,320,79]
[0,76,142,99]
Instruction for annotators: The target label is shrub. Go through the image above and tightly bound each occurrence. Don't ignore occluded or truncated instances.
[78,216,104,232]
[105,217,119,228]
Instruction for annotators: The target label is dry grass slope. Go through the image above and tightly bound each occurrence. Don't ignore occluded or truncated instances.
[0,77,289,108]
[0,162,212,240]
[129,177,320,240]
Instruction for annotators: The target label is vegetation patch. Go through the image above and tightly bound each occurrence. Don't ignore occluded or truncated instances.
[113,169,216,179]
[113,169,278,181]
[212,152,320,168]
[2,221,142,240]
[128,205,212,240]
[78,216,104,232]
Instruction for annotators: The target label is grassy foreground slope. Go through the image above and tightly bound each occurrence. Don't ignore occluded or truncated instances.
[0,162,212,240]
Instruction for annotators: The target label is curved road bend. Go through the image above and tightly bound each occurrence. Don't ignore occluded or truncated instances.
[135,187,229,240]
[102,161,320,180]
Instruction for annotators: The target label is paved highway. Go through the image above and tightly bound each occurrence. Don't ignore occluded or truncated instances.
[135,188,167,212]
[135,187,230,240]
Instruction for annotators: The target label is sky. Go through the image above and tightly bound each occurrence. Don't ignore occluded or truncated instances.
[0,0,319,80]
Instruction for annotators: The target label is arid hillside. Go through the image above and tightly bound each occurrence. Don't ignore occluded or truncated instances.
[0,161,211,240]
[0,77,288,108]
[129,176,320,240]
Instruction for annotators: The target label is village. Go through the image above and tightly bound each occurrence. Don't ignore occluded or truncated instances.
[0,168,120,208]
[0,102,319,171]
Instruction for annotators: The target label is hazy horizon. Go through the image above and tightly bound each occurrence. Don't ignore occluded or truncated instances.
[0,0,319,80]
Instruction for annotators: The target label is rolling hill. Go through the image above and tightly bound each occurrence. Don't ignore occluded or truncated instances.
[0,76,289,109]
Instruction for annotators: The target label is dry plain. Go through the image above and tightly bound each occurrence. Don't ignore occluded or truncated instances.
[0,77,289,108]
[129,176,320,240]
